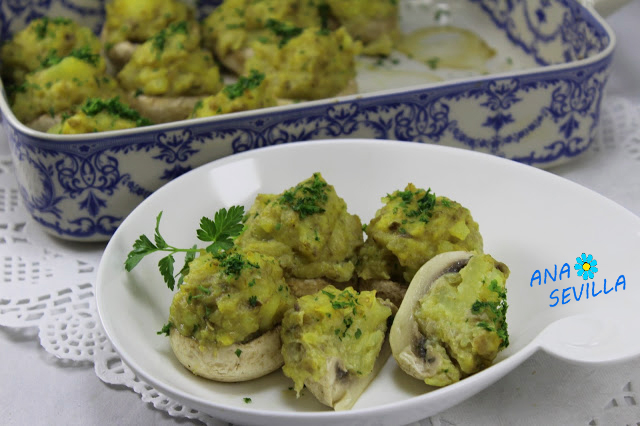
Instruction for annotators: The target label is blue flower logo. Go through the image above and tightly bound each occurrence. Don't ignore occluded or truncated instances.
[575,253,598,280]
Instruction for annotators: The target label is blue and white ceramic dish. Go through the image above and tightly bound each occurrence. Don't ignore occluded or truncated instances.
[0,0,622,241]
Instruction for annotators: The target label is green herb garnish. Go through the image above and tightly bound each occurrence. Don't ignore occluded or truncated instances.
[39,45,101,69]
[151,21,189,56]
[318,3,331,30]
[279,173,328,218]
[80,97,152,127]
[434,10,450,21]
[33,17,72,40]
[157,322,173,336]
[387,187,436,224]
[216,251,259,277]
[426,57,440,70]
[248,295,259,307]
[265,19,303,47]
[470,279,509,348]
[223,69,265,100]
[124,205,245,290]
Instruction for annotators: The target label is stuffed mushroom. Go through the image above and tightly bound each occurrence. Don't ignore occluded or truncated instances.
[167,249,294,382]
[357,184,483,306]
[244,25,361,101]
[46,97,152,134]
[190,70,277,118]
[117,21,223,123]
[0,17,102,86]
[390,251,509,386]
[235,173,364,297]
[101,0,196,71]
[281,285,394,409]
[9,49,120,130]
[201,0,322,74]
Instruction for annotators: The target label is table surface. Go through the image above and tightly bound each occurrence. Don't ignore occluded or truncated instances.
[2,2,640,425]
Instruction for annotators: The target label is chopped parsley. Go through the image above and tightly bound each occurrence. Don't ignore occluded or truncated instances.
[248,295,259,307]
[33,17,72,40]
[279,173,328,218]
[151,21,189,56]
[426,57,440,70]
[318,3,331,30]
[235,348,242,357]
[386,186,437,224]
[321,289,335,299]
[321,288,365,339]
[434,9,451,21]
[197,285,211,294]
[243,397,252,403]
[39,45,101,69]
[80,97,152,127]
[223,69,265,100]
[215,251,260,278]
[471,279,509,348]
[265,19,303,47]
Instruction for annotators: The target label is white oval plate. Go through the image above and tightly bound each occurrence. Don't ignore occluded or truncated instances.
[96,139,640,426]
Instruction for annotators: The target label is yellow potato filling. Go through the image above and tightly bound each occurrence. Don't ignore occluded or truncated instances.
[1,17,102,84]
[117,21,222,97]
[236,173,364,282]
[281,285,392,395]
[414,254,509,386]
[358,183,483,283]
[169,249,294,347]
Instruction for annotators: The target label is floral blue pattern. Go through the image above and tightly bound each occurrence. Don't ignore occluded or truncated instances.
[0,0,614,240]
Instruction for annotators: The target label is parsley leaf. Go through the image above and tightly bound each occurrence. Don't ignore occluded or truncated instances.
[157,321,173,336]
[125,234,158,272]
[198,205,246,254]
[158,255,176,290]
[124,206,245,290]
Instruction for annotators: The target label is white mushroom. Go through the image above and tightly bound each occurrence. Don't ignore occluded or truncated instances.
[390,251,509,386]
[100,28,137,73]
[304,337,391,410]
[125,94,204,124]
[170,326,284,382]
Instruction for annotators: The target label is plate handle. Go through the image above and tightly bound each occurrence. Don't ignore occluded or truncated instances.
[536,306,640,363]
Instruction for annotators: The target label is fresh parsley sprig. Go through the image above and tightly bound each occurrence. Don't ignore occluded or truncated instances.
[124,206,245,290]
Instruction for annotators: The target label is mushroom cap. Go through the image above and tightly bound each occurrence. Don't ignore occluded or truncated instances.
[169,326,283,382]
[389,251,472,381]
[304,337,391,411]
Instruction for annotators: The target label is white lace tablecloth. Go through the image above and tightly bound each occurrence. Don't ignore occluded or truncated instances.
[3,4,640,425]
